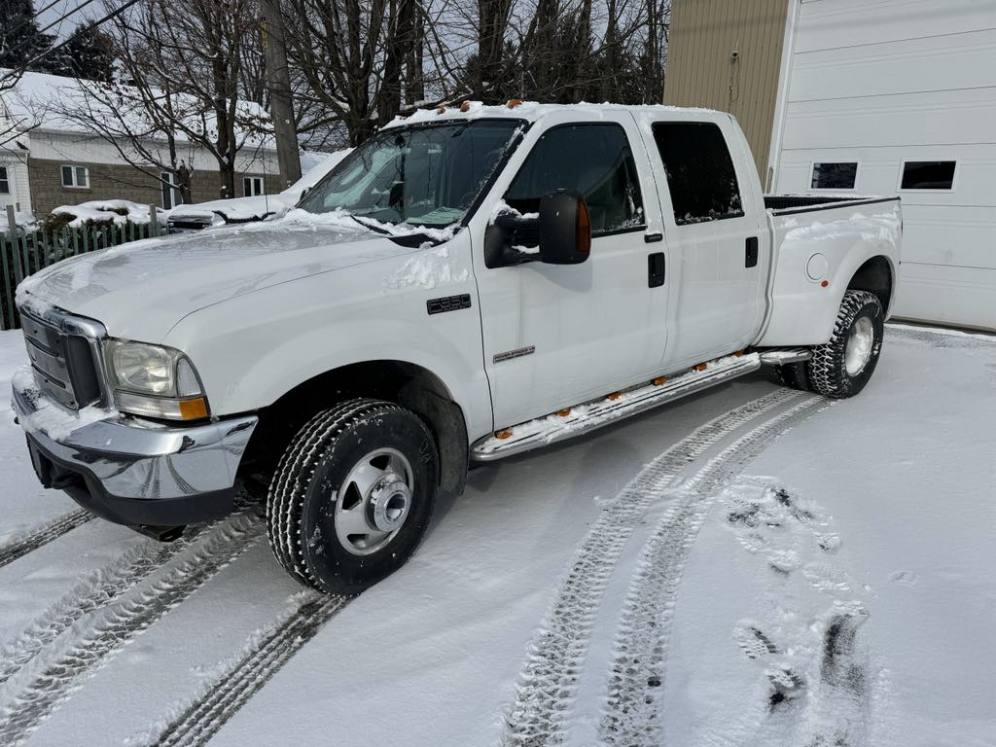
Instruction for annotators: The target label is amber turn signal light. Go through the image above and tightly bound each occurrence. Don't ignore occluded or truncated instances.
[178,397,209,421]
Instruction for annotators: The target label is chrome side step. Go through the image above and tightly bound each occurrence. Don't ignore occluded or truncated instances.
[471,353,762,462]
[758,348,812,365]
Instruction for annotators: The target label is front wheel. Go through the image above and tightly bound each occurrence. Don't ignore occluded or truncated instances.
[807,290,884,399]
[266,398,439,594]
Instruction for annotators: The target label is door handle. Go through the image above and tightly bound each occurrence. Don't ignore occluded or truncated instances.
[745,236,758,268]
[648,252,666,288]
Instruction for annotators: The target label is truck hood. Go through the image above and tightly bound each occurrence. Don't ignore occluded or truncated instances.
[17,217,415,340]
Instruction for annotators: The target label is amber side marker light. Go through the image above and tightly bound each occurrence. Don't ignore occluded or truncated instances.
[495,429,513,440]
[694,363,708,372]
[576,200,591,255]
[653,376,668,385]
[820,280,830,288]
[178,397,209,421]
[606,392,622,401]
[557,408,572,417]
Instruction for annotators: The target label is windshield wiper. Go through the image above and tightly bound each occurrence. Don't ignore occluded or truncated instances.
[348,214,392,235]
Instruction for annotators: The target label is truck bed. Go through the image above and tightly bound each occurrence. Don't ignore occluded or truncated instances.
[764,194,899,215]
[757,194,902,348]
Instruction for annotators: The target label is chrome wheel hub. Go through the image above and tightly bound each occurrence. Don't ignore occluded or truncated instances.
[844,316,875,377]
[334,448,414,556]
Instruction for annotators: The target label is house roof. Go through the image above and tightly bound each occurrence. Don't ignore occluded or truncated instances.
[0,69,274,150]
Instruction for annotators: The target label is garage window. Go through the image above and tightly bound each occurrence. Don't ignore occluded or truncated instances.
[811,162,857,190]
[0,166,9,193]
[900,161,955,190]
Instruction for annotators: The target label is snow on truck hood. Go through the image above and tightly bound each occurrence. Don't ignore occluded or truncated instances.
[16,212,423,341]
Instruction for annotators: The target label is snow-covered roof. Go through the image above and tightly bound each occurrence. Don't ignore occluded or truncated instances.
[0,69,274,149]
[384,101,724,130]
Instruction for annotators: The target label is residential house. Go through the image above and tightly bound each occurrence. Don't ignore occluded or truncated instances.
[0,70,281,219]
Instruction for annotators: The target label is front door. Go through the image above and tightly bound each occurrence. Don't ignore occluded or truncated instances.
[470,112,669,430]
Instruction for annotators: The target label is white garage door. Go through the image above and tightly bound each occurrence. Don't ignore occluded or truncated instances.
[772,0,996,331]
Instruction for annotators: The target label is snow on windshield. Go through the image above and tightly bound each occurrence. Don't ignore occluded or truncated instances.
[298,120,522,230]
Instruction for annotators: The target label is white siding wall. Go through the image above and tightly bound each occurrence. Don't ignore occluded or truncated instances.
[772,0,996,330]
[0,154,32,214]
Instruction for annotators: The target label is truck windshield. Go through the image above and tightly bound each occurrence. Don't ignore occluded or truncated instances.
[298,119,523,229]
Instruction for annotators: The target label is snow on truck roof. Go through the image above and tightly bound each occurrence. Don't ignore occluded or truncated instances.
[384,100,726,129]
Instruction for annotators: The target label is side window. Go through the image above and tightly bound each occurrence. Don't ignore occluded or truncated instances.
[652,122,744,225]
[0,166,9,193]
[505,124,644,236]
[811,162,858,190]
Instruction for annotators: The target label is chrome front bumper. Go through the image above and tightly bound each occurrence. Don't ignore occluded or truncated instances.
[12,375,258,527]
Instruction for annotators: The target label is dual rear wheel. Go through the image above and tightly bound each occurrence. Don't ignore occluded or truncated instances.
[771,289,884,399]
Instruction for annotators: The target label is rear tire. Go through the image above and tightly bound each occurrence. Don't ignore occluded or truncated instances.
[807,290,884,399]
[768,361,811,392]
[266,398,439,594]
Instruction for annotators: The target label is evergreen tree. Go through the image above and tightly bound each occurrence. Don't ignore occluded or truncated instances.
[0,0,54,71]
[48,22,115,81]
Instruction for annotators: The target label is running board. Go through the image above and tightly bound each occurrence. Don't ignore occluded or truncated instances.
[758,348,812,365]
[472,353,762,462]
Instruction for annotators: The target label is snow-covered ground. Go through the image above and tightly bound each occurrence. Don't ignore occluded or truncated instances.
[0,324,993,746]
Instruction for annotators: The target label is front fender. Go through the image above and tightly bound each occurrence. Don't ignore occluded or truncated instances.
[163,240,493,440]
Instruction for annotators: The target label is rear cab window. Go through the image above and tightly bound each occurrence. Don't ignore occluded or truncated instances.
[651,122,744,225]
[504,123,645,236]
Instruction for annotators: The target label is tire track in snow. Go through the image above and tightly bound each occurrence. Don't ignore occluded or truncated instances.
[501,388,802,746]
[141,591,350,747]
[599,394,823,747]
[0,524,206,687]
[0,510,93,570]
[0,514,261,746]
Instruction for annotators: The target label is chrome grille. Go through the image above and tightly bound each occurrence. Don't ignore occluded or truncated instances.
[21,310,103,410]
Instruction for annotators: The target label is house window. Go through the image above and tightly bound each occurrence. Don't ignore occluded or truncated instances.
[811,162,858,190]
[61,165,90,188]
[0,166,9,193]
[901,161,956,190]
[161,171,182,209]
[243,176,264,196]
[652,122,744,225]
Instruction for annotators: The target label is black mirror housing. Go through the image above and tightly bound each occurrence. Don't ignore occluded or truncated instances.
[539,192,591,265]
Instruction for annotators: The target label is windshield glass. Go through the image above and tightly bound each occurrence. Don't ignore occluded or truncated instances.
[298,120,523,228]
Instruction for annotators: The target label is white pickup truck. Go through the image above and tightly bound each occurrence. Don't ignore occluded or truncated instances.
[11,103,901,593]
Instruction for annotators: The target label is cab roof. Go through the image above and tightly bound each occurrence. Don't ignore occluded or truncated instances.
[382,101,725,130]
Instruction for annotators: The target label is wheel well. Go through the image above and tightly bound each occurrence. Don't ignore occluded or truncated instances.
[240,361,469,499]
[847,256,893,312]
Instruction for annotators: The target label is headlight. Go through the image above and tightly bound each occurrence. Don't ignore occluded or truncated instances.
[104,339,209,421]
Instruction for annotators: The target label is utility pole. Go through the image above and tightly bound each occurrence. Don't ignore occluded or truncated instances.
[260,0,301,188]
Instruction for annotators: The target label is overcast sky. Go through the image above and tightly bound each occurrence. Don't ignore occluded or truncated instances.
[35,0,99,40]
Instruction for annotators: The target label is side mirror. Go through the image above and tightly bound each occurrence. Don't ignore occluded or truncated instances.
[482,192,591,268]
[539,192,591,265]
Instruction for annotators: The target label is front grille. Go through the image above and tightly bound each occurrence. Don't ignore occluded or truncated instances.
[21,311,102,410]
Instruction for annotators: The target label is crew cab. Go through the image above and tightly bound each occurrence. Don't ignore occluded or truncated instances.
[11,102,901,594]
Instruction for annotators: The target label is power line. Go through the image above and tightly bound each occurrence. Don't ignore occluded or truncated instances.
[21,0,142,73]
[2,0,101,66]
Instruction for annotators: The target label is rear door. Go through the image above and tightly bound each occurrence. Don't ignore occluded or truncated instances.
[634,115,770,370]
[469,111,670,430]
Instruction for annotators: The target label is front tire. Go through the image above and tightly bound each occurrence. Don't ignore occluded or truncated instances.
[807,290,884,399]
[266,398,439,594]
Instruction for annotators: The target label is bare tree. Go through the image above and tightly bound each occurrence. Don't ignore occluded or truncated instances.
[53,0,271,200]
